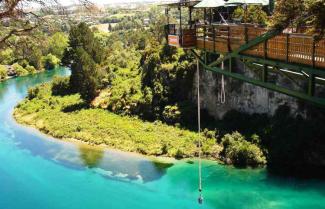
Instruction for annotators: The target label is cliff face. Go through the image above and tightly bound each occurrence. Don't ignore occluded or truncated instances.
[192,59,325,178]
[193,60,303,119]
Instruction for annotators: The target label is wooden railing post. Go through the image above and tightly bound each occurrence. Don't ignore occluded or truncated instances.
[244,24,248,44]
[264,39,268,59]
[263,65,268,82]
[286,33,289,63]
[312,36,316,68]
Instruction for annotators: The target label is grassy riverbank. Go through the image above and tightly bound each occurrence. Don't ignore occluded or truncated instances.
[14,83,200,158]
[14,80,266,167]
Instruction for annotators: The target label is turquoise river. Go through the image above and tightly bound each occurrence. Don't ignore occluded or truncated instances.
[0,68,325,209]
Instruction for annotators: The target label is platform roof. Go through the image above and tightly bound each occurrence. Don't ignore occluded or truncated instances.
[226,0,269,6]
[194,0,225,8]
[159,0,201,7]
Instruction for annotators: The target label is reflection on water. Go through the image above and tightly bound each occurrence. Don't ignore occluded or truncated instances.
[14,130,174,183]
[79,145,104,168]
[0,68,174,184]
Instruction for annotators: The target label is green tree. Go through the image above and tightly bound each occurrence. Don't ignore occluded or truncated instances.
[70,48,100,103]
[48,32,69,59]
[305,0,325,38]
[29,48,44,71]
[64,23,105,103]
[269,0,304,30]
[0,49,14,65]
[232,5,268,25]
[269,0,325,38]
[42,54,60,69]
[63,22,104,65]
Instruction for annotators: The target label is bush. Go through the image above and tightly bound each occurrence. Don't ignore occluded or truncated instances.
[221,132,266,167]
[42,54,60,69]
[19,60,29,68]
[162,105,181,124]
[28,86,40,100]
[0,65,7,80]
[0,49,14,65]
[13,63,28,76]
[25,65,37,74]
[51,76,71,96]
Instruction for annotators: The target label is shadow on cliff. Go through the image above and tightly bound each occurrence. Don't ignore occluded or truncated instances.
[216,105,325,179]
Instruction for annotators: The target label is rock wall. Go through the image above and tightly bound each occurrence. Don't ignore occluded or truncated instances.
[192,59,304,119]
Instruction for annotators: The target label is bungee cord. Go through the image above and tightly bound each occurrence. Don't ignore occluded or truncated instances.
[218,61,226,104]
[197,58,203,205]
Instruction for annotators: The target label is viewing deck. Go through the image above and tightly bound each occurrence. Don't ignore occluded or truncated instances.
[166,24,325,69]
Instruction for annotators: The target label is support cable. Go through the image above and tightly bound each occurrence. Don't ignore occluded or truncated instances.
[197,58,203,205]
[218,61,226,104]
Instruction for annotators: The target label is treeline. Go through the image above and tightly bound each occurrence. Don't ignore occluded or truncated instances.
[0,29,68,80]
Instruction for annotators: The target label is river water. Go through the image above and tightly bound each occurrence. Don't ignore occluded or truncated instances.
[0,68,324,209]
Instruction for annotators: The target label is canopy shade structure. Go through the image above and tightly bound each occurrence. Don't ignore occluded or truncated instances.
[159,0,201,7]
[225,0,269,5]
[194,0,226,8]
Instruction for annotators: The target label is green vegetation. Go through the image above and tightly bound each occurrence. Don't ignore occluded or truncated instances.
[48,32,69,60]
[0,25,69,81]
[42,54,60,70]
[271,0,325,38]
[13,63,28,76]
[8,2,324,173]
[64,23,105,103]
[232,5,268,25]
[51,76,71,96]
[14,81,266,167]
[221,132,266,167]
[0,65,7,80]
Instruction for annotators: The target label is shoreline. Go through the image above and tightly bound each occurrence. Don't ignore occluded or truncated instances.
[12,113,192,165]
[12,80,266,169]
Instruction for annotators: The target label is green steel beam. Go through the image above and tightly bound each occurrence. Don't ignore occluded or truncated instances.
[191,51,325,107]
[235,54,325,77]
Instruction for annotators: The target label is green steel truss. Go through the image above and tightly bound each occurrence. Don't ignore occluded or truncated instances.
[190,34,325,107]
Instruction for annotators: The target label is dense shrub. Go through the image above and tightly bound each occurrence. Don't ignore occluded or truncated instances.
[51,76,71,96]
[13,63,28,76]
[42,54,60,69]
[28,86,40,100]
[0,49,14,65]
[162,105,181,124]
[25,65,37,74]
[221,132,266,168]
[0,65,7,80]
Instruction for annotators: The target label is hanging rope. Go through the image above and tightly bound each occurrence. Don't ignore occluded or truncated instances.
[218,61,226,104]
[197,58,203,205]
